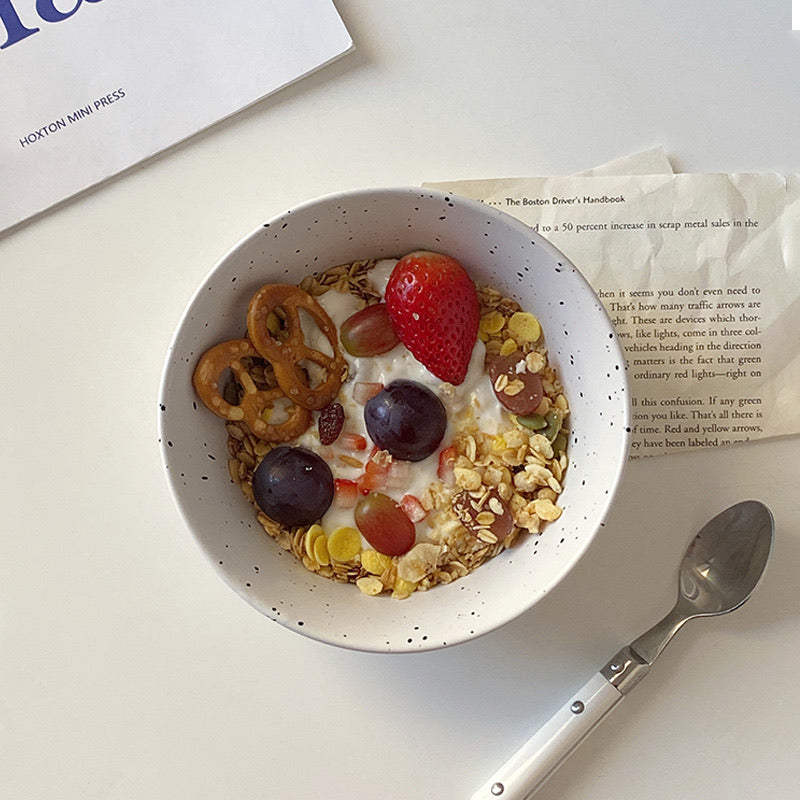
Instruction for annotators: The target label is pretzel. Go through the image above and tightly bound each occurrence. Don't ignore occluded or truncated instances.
[192,338,311,442]
[246,284,346,410]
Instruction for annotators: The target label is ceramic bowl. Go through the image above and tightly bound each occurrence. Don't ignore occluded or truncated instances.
[158,187,630,652]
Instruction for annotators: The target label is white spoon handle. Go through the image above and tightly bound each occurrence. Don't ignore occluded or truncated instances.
[470,672,623,800]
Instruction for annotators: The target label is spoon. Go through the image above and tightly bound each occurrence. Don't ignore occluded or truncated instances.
[472,499,775,800]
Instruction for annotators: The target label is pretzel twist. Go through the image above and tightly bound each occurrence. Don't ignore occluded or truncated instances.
[192,338,311,442]
[246,284,346,410]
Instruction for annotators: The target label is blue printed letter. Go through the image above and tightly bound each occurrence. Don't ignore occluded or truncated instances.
[0,1,39,48]
[36,0,103,24]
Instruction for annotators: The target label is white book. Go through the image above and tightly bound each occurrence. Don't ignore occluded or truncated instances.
[0,0,353,233]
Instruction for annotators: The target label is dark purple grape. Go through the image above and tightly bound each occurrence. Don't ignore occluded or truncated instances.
[363,380,446,462]
[252,446,333,527]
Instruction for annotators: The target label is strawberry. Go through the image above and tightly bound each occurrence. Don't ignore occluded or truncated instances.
[437,445,457,484]
[333,478,359,508]
[400,493,428,523]
[384,251,480,384]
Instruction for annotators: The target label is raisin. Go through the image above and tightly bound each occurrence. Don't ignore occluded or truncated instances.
[318,402,345,445]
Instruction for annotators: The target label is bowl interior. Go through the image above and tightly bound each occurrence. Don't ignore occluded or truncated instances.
[158,187,630,652]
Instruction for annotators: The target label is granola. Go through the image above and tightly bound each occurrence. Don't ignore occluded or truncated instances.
[215,257,570,599]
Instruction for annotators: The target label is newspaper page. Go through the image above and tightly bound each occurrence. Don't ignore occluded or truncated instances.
[425,171,800,458]
[0,0,352,233]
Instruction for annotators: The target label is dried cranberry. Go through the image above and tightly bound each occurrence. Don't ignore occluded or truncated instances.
[318,402,345,445]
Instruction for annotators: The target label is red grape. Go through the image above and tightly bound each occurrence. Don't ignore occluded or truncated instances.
[354,493,416,556]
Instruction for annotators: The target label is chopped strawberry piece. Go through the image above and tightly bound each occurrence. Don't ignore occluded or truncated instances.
[357,470,385,495]
[400,493,427,523]
[333,478,359,508]
[367,445,395,466]
[364,455,390,477]
[437,445,457,484]
[340,432,368,451]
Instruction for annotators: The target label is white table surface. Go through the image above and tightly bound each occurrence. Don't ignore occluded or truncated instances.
[2,2,799,798]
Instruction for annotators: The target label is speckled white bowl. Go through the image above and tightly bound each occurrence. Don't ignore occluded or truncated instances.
[158,187,630,652]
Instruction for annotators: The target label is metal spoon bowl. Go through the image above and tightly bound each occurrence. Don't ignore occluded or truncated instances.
[472,500,775,800]
[629,499,774,667]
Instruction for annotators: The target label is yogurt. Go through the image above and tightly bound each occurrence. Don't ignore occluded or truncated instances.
[295,260,505,536]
